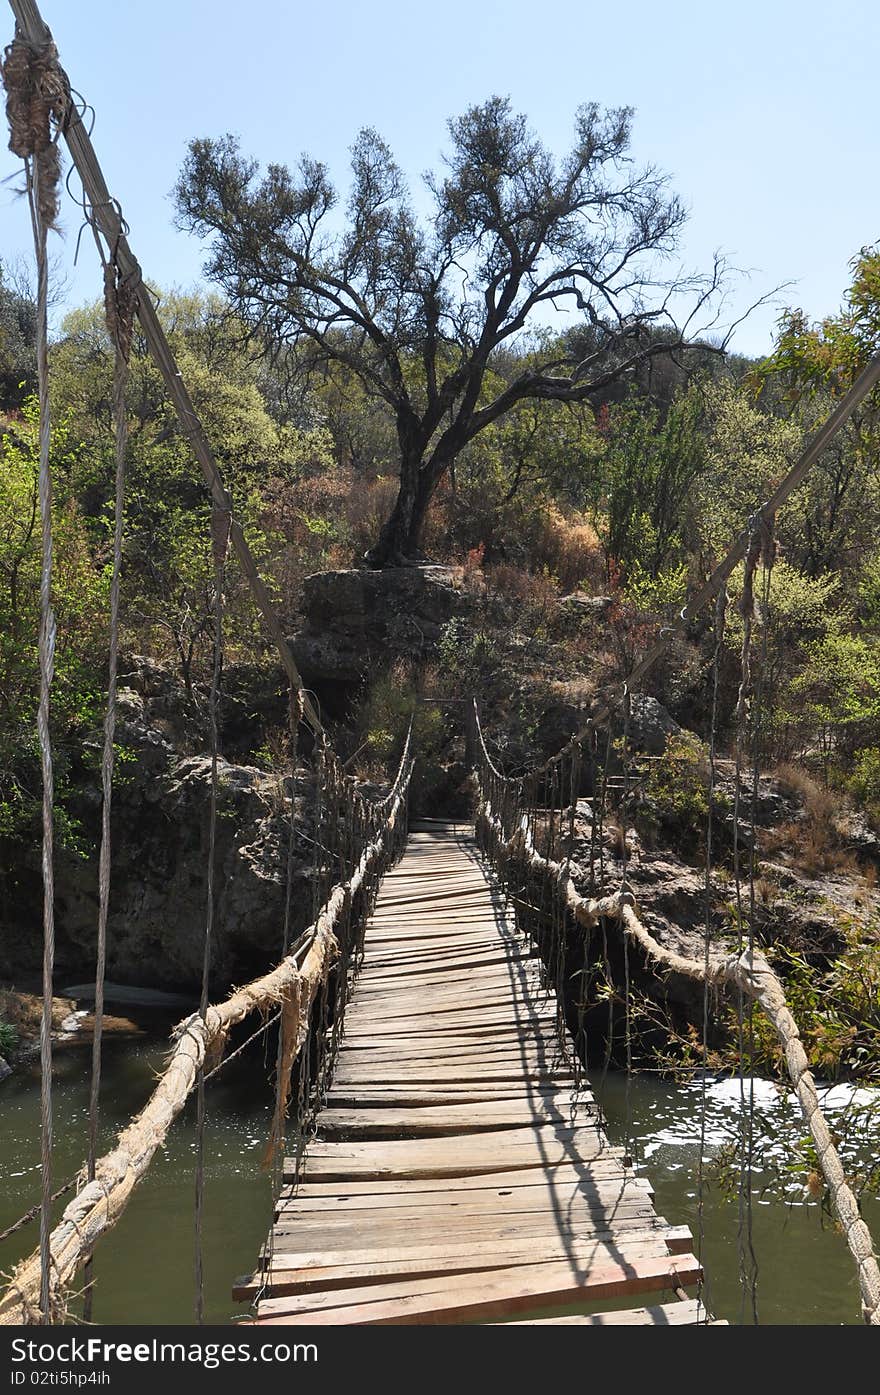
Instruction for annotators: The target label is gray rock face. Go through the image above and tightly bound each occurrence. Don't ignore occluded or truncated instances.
[627,695,681,754]
[50,754,315,991]
[558,592,614,617]
[597,694,680,756]
[0,657,318,993]
[290,565,466,684]
[0,1056,11,1083]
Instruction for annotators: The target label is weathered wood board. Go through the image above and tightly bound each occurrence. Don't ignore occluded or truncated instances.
[243,823,704,1325]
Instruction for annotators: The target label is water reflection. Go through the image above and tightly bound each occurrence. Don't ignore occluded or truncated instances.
[1,1030,276,1325]
[591,1069,880,1325]
[3,1032,878,1324]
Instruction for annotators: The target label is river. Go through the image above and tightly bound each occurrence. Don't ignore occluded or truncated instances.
[2,1030,878,1324]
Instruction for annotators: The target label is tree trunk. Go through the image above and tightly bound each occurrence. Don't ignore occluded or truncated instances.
[364,455,440,568]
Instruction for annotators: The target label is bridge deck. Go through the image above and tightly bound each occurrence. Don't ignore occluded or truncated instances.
[240,822,710,1325]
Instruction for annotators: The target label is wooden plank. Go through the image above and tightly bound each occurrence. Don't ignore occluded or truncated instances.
[338,1010,558,1038]
[269,1200,662,1246]
[290,1142,609,1182]
[316,1096,594,1138]
[355,955,538,984]
[234,1233,687,1301]
[332,1040,569,1063]
[288,1160,640,1198]
[258,1219,692,1272]
[277,1178,653,1219]
[499,1299,717,1326]
[330,1069,575,1087]
[323,1088,565,1107]
[252,1253,702,1324]
[338,1016,556,1041]
[272,1201,658,1244]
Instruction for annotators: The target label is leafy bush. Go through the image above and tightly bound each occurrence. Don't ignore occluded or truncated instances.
[0,1018,17,1057]
[850,747,880,811]
[741,918,880,1081]
[622,558,688,612]
[639,732,713,848]
[436,618,499,689]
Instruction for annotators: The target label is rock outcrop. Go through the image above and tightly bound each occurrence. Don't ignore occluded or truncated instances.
[290,565,467,687]
[0,658,319,993]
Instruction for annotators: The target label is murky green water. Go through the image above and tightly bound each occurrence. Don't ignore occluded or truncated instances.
[3,1031,878,1324]
[1,1029,277,1325]
[592,1070,880,1325]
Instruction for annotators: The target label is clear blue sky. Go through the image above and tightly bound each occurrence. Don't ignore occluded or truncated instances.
[1,0,877,356]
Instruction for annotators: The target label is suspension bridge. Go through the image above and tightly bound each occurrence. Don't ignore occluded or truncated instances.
[2,0,880,1330]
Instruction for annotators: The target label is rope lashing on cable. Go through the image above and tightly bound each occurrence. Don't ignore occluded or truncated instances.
[1,34,67,228]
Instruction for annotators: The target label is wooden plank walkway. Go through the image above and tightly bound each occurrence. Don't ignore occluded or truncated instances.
[238,821,711,1325]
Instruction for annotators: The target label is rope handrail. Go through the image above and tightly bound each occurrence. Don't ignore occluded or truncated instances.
[473,780,880,1324]
[0,740,414,1325]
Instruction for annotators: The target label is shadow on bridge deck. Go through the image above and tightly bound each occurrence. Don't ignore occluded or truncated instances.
[237,821,720,1326]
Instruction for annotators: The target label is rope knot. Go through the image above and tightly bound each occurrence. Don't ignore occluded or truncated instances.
[1,37,68,228]
[103,261,138,364]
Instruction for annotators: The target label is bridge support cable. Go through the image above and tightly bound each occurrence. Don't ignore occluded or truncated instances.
[473,705,880,1325]
[79,229,138,1327]
[0,33,67,1323]
[696,585,727,1322]
[193,499,230,1324]
[5,0,323,738]
[0,730,414,1325]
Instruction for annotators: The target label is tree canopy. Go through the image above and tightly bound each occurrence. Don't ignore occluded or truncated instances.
[174,96,728,564]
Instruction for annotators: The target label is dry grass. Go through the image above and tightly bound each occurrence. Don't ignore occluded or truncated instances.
[754,875,779,909]
[484,563,559,610]
[774,761,828,807]
[760,761,860,876]
[0,987,74,1047]
[761,818,858,878]
[527,505,605,592]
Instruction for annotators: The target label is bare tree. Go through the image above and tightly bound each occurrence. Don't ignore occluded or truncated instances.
[175,97,730,566]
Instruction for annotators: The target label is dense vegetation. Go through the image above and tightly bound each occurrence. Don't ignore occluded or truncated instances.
[3,100,880,1081]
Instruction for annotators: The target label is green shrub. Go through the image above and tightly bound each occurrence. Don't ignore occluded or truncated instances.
[640,732,716,849]
[850,747,880,809]
[739,917,880,1081]
[0,1019,18,1057]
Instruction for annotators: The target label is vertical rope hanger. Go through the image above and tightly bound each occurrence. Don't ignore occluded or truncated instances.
[82,249,137,1324]
[1,34,67,1324]
[743,516,775,1321]
[732,520,764,1324]
[259,683,304,1307]
[696,583,727,1324]
[194,493,230,1324]
[619,685,635,1164]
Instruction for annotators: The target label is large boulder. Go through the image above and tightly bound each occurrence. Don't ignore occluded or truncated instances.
[290,565,466,685]
[608,694,681,755]
[52,755,315,990]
